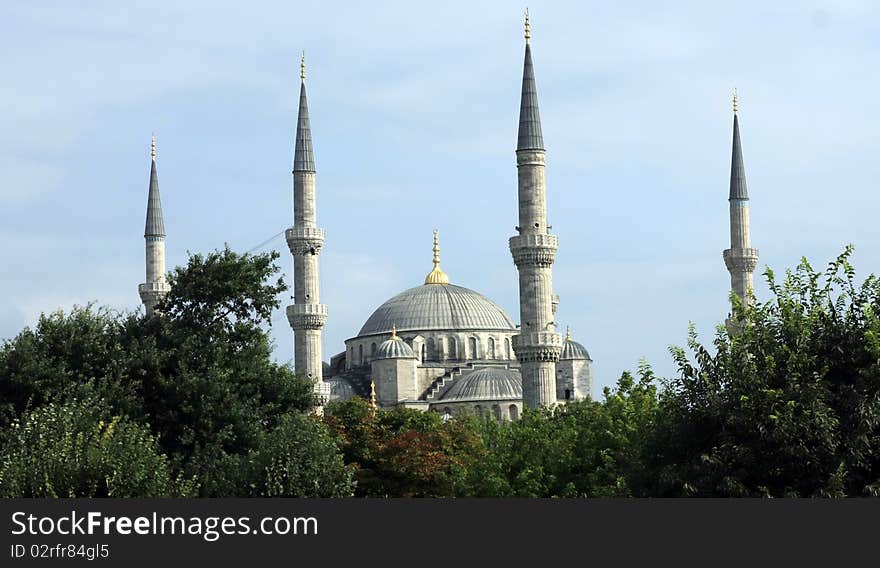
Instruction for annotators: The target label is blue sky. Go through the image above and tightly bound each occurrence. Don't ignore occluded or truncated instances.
[2,1,879,394]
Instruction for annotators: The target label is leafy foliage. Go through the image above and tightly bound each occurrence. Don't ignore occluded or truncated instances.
[325,398,481,497]
[463,367,659,497]
[2,246,878,498]
[0,247,350,497]
[326,372,659,498]
[648,246,880,497]
[0,400,195,497]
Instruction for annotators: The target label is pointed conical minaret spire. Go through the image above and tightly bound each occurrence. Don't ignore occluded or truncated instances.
[286,53,329,412]
[145,135,165,238]
[517,9,544,151]
[723,90,759,316]
[139,134,171,316]
[509,12,563,409]
[293,53,315,172]
[729,90,748,200]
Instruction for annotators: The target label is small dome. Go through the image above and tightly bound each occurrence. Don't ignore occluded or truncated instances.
[327,377,355,402]
[561,339,591,361]
[440,367,522,403]
[375,336,416,359]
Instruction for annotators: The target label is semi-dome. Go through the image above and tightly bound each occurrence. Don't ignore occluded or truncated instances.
[327,377,355,402]
[440,367,522,403]
[357,284,516,337]
[375,328,417,359]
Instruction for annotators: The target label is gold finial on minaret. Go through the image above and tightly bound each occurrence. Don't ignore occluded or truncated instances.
[565,326,571,341]
[151,134,156,161]
[424,229,450,285]
[733,88,738,115]
[300,52,306,82]
[524,8,531,44]
[369,381,377,410]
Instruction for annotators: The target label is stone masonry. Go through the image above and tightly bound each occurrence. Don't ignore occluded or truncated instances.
[287,57,330,407]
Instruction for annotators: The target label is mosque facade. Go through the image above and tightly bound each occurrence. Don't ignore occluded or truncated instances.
[138,15,755,419]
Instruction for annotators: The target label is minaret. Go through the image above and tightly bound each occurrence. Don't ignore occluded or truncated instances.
[138,135,171,316]
[286,54,330,407]
[722,90,759,312]
[509,11,563,408]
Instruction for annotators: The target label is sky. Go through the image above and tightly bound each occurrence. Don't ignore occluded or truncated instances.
[2,1,879,395]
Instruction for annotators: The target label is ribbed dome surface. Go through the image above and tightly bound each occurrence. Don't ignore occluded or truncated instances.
[327,377,355,401]
[375,337,416,359]
[561,339,591,361]
[440,367,522,402]
[357,284,516,337]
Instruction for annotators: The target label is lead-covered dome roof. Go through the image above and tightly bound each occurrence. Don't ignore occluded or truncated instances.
[440,367,523,403]
[561,338,591,361]
[357,284,516,337]
[376,336,416,359]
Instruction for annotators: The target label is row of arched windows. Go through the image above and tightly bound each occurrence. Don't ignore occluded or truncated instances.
[349,335,514,366]
[439,404,519,421]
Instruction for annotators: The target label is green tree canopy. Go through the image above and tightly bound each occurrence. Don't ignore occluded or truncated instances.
[0,400,194,497]
[0,247,351,497]
[647,246,880,497]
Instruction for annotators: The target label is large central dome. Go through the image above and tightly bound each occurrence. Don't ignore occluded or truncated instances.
[357,284,516,337]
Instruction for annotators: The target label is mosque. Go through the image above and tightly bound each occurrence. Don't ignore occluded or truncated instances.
[136,14,756,419]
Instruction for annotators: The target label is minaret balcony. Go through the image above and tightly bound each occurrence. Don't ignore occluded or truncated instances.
[138,281,171,294]
[509,234,558,267]
[511,331,563,363]
[286,303,328,330]
[286,227,325,256]
[723,247,759,272]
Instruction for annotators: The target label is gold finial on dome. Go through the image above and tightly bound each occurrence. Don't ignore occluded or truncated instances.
[524,8,531,44]
[733,88,738,115]
[566,326,571,341]
[151,134,156,161]
[390,324,398,340]
[424,229,450,285]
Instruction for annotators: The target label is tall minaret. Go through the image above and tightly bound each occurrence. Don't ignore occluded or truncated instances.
[286,55,330,407]
[722,90,759,311]
[138,135,171,316]
[509,11,563,408]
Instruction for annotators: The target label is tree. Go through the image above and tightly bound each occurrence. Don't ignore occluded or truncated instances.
[0,305,143,430]
[647,247,880,497]
[324,398,483,497]
[0,400,194,497]
[246,413,354,497]
[0,247,343,497]
[463,367,659,498]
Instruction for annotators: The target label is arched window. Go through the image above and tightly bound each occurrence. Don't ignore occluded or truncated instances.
[509,405,519,421]
[427,338,436,361]
[448,337,457,359]
[370,342,377,358]
[493,404,502,421]
[421,343,426,361]
[505,338,511,359]
[488,337,496,359]
[358,344,364,365]
[469,337,478,359]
